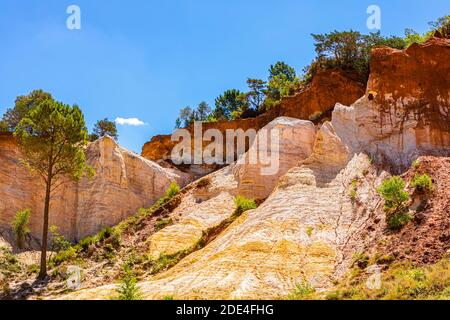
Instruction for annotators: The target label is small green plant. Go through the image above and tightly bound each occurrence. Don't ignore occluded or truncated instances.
[411,174,433,193]
[376,176,410,211]
[11,209,31,249]
[306,227,314,237]
[233,196,257,218]
[288,280,316,300]
[412,159,420,170]
[155,182,180,207]
[349,179,358,203]
[165,182,180,199]
[0,248,21,275]
[27,264,40,275]
[388,211,413,230]
[78,236,95,252]
[49,246,78,266]
[163,295,174,300]
[97,226,113,242]
[116,264,143,300]
[155,218,173,231]
[49,225,71,254]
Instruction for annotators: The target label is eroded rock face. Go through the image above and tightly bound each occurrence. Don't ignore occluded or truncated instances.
[146,117,317,260]
[233,117,316,200]
[60,133,381,300]
[333,37,450,171]
[0,135,191,243]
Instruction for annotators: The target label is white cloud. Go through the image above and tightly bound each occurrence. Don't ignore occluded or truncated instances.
[115,117,146,126]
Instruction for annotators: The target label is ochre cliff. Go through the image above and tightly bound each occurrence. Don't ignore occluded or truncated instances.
[58,37,450,300]
[0,135,191,244]
[141,69,365,163]
[333,36,450,170]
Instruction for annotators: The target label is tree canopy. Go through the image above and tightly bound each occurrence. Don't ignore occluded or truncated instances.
[171,15,449,126]
[89,118,118,141]
[0,90,52,133]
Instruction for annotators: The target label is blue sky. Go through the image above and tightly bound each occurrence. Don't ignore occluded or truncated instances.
[0,1,449,153]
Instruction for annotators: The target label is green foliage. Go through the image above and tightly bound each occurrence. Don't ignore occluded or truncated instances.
[166,182,180,199]
[175,102,212,128]
[27,264,40,275]
[0,247,21,277]
[14,98,92,183]
[349,180,358,203]
[246,78,267,111]
[11,209,31,249]
[328,257,450,300]
[287,280,316,300]
[78,236,96,252]
[404,28,429,47]
[0,90,52,133]
[388,211,413,231]
[430,14,450,38]
[403,15,450,47]
[309,30,406,83]
[213,89,248,121]
[376,176,410,211]
[306,227,314,237]
[269,61,297,82]
[49,247,78,267]
[155,218,173,231]
[411,174,433,193]
[116,264,142,300]
[49,225,71,253]
[175,106,194,128]
[97,226,113,242]
[233,196,257,218]
[89,118,118,142]
[155,182,180,207]
[163,295,174,300]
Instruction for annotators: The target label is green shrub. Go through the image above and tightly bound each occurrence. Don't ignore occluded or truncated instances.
[49,225,72,253]
[411,174,433,193]
[388,211,413,230]
[155,182,180,207]
[165,182,180,199]
[328,257,450,300]
[0,248,21,275]
[49,247,78,266]
[233,196,257,218]
[11,209,31,249]
[349,179,358,203]
[376,176,409,211]
[97,226,113,242]
[412,160,420,170]
[287,280,316,300]
[27,264,40,275]
[77,236,95,252]
[163,295,174,300]
[116,264,142,300]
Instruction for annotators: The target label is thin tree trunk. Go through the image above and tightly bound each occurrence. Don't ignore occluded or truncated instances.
[38,178,52,280]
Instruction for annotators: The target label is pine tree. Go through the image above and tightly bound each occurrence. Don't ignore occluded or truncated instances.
[14,98,93,279]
